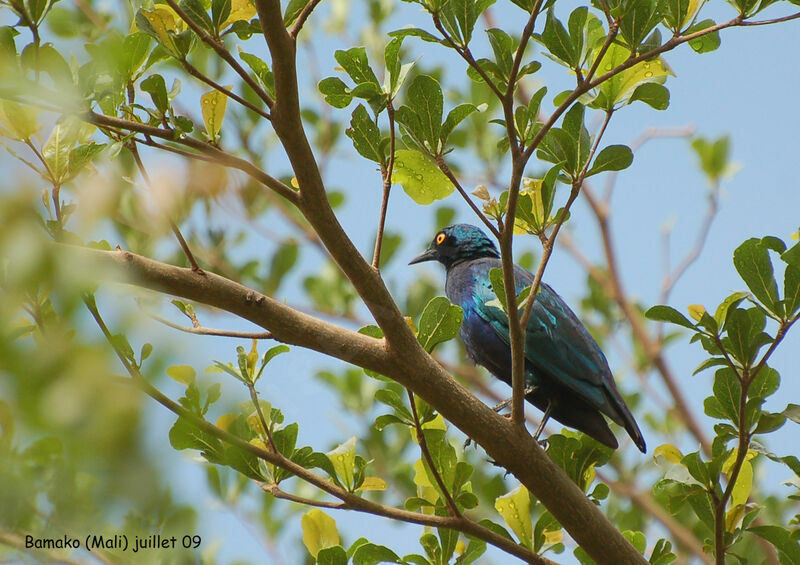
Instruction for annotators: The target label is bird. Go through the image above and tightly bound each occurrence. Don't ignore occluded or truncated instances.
[410,223,646,453]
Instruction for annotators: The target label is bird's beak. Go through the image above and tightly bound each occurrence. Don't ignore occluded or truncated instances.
[408,248,438,265]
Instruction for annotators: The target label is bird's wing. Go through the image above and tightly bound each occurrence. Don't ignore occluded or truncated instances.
[473,263,612,412]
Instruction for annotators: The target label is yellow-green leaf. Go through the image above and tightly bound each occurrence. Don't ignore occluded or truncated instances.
[200,88,231,139]
[413,458,434,489]
[688,304,706,321]
[494,484,532,548]
[723,449,756,509]
[246,339,258,374]
[543,528,563,545]
[596,43,672,108]
[0,100,39,140]
[391,149,454,205]
[137,7,181,53]
[166,365,196,385]
[356,476,388,491]
[730,460,753,509]
[301,509,339,558]
[725,504,746,533]
[216,413,237,430]
[222,0,257,27]
[410,413,447,443]
[654,443,683,464]
[327,436,356,490]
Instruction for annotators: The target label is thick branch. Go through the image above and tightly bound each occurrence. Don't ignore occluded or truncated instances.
[69,243,648,564]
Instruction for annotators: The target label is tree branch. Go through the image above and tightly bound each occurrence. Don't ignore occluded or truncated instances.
[68,242,648,564]
[162,0,275,109]
[407,389,462,518]
[85,112,298,203]
[290,0,324,38]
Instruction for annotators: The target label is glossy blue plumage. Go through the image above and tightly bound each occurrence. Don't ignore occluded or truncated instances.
[411,224,646,452]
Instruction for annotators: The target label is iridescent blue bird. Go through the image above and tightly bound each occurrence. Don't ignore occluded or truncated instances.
[410,224,646,452]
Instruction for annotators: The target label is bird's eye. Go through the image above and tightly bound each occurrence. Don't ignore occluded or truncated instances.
[435,233,446,245]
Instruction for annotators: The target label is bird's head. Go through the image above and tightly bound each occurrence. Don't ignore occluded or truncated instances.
[409,224,500,269]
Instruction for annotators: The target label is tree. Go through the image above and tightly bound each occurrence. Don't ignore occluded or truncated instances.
[1,0,799,563]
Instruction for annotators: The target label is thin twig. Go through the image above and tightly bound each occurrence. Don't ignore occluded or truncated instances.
[436,157,500,238]
[249,384,279,452]
[128,142,203,271]
[431,12,505,102]
[162,0,275,109]
[85,112,297,203]
[260,483,344,509]
[146,308,274,339]
[660,182,719,304]
[407,389,462,518]
[738,11,800,25]
[372,103,396,269]
[290,0,324,38]
[182,60,272,120]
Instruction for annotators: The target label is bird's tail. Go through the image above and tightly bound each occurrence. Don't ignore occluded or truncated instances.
[615,401,646,453]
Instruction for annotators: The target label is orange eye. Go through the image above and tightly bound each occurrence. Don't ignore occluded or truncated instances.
[435,233,446,245]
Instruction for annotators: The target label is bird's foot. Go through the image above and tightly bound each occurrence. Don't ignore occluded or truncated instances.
[537,437,549,450]
[490,385,538,413]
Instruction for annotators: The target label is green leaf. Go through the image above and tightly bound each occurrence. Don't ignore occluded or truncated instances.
[748,525,800,563]
[238,49,275,97]
[486,28,514,79]
[783,403,800,424]
[783,264,800,317]
[265,240,299,294]
[441,103,481,144]
[661,0,700,31]
[351,543,402,565]
[317,545,347,565]
[179,0,214,34]
[712,368,741,424]
[645,305,696,329]
[439,0,495,46]
[334,47,380,87]
[750,366,779,400]
[495,485,532,548]
[388,27,442,44]
[345,104,384,163]
[618,0,660,50]
[169,416,224,460]
[586,144,633,177]
[301,509,340,559]
[715,290,749,327]
[398,75,444,153]
[417,296,463,352]
[141,74,169,114]
[733,238,780,314]
[629,83,670,110]
[283,0,308,26]
[687,20,721,54]
[540,8,574,67]
[391,149,454,205]
[691,135,731,181]
[211,0,232,32]
[538,128,577,174]
[42,117,85,183]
